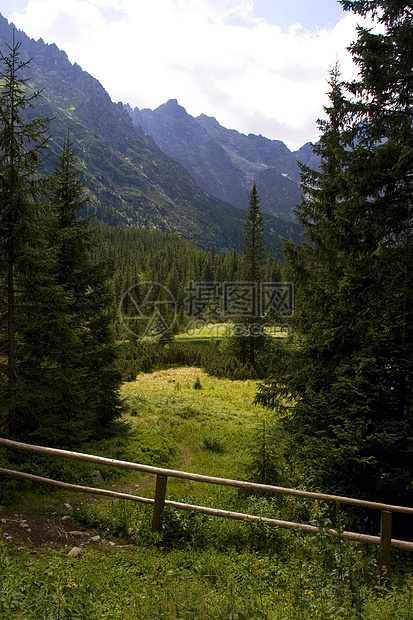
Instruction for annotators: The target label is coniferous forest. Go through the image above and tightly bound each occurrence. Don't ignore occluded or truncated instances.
[1,1,413,618]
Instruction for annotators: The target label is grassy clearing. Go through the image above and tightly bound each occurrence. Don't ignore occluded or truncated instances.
[1,367,413,619]
[120,367,262,511]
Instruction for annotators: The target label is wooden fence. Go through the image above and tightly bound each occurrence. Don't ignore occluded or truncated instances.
[1,437,413,587]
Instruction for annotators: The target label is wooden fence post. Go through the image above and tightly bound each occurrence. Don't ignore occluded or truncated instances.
[380,510,392,588]
[152,474,168,532]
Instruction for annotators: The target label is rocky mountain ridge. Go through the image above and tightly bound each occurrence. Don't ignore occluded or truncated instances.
[126,99,318,221]
[0,13,303,255]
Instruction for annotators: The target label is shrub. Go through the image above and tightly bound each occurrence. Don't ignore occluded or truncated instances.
[201,434,226,454]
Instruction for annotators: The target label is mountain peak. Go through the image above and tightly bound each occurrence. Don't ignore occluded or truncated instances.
[157,99,188,117]
[128,102,304,221]
[196,113,220,127]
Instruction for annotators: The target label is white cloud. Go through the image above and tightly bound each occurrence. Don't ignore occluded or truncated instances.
[9,0,376,150]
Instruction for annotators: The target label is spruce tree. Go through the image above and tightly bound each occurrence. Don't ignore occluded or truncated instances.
[241,183,265,283]
[0,37,57,438]
[0,36,122,444]
[229,184,266,367]
[49,137,122,440]
[257,5,413,504]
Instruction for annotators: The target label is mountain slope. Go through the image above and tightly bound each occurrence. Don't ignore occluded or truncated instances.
[0,14,302,255]
[126,99,311,221]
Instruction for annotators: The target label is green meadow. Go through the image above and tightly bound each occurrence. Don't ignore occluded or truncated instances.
[1,367,412,619]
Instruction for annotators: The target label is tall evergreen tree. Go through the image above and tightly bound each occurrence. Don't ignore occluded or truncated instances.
[49,137,122,440]
[257,4,413,504]
[240,183,265,282]
[0,36,57,438]
[0,38,122,444]
[228,184,266,367]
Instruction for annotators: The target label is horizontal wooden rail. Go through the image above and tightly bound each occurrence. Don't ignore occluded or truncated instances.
[1,438,412,515]
[2,466,413,552]
[1,436,413,587]
[0,467,155,505]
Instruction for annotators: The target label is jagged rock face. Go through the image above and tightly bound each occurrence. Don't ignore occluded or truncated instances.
[127,99,316,221]
[0,14,304,255]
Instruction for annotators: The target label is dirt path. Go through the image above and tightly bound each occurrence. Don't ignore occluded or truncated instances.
[0,504,133,550]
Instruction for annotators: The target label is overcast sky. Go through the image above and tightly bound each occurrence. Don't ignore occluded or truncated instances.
[2,0,377,151]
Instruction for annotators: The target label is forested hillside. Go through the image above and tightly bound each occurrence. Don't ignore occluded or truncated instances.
[94,224,283,318]
[0,13,303,256]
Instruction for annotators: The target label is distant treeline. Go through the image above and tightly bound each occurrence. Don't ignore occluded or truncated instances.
[94,224,284,326]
